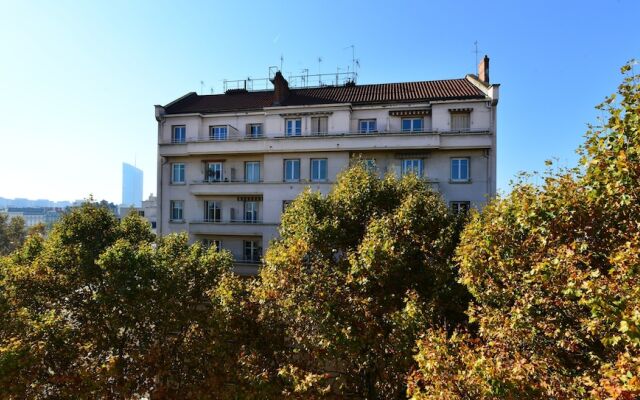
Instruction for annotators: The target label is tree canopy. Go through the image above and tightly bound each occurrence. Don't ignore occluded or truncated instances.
[253,165,468,399]
[0,202,259,399]
[408,62,640,399]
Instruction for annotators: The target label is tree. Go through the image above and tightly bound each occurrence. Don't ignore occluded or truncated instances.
[253,164,468,399]
[408,62,640,399]
[0,214,26,255]
[0,201,258,399]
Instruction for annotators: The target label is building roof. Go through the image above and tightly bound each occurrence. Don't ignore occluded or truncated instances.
[163,78,487,115]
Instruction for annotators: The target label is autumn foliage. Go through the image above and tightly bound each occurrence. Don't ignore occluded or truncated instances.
[0,63,638,399]
[408,62,640,399]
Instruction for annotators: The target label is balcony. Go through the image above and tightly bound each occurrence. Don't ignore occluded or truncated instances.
[189,179,334,195]
[233,260,260,276]
[189,219,278,236]
[158,130,492,156]
[190,179,264,195]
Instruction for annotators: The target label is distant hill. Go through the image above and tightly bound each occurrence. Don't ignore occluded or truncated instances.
[0,197,74,208]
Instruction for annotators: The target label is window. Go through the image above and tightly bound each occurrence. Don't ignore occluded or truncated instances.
[243,240,262,263]
[137,210,145,217]
[210,125,228,140]
[244,201,259,223]
[172,126,186,143]
[170,200,183,221]
[285,118,302,136]
[451,158,470,182]
[245,161,260,183]
[359,119,377,133]
[204,200,221,222]
[248,123,262,138]
[310,158,328,182]
[284,159,300,182]
[401,118,423,133]
[310,116,328,135]
[202,239,221,251]
[282,200,293,212]
[450,201,471,214]
[171,163,185,184]
[451,112,471,131]
[206,162,223,182]
[401,159,423,176]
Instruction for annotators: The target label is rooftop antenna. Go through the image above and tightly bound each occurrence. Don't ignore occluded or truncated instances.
[301,68,308,87]
[318,56,323,85]
[473,41,479,71]
[280,54,284,71]
[210,87,214,94]
[200,80,205,95]
[344,45,359,82]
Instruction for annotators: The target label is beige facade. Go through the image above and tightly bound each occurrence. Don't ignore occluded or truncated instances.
[156,60,499,275]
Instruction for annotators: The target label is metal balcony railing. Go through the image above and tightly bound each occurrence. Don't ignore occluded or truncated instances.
[192,178,264,184]
[160,129,491,145]
[193,219,265,225]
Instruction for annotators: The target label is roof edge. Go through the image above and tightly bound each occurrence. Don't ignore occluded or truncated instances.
[164,92,198,108]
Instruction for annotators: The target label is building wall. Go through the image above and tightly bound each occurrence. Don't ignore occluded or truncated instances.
[157,93,497,273]
[122,163,143,207]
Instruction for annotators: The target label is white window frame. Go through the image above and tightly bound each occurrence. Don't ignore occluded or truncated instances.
[206,162,224,182]
[310,116,328,135]
[282,200,293,212]
[310,158,328,182]
[450,158,470,182]
[401,159,423,177]
[450,201,471,214]
[244,201,259,223]
[204,200,221,222]
[245,161,261,183]
[243,240,262,263]
[170,200,184,221]
[359,119,377,133]
[172,125,186,143]
[284,159,301,182]
[171,163,185,184]
[285,118,302,136]
[249,123,262,138]
[401,118,423,133]
[210,125,228,141]
[202,238,221,252]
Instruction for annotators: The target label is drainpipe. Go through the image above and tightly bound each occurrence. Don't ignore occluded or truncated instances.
[155,105,166,236]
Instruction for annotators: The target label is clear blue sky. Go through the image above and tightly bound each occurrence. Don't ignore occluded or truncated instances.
[0,0,638,203]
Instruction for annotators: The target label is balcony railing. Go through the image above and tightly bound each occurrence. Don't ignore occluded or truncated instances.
[160,129,490,145]
[193,219,266,225]
[193,179,264,184]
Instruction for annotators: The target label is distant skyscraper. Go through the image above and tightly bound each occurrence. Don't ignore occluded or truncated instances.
[122,163,143,207]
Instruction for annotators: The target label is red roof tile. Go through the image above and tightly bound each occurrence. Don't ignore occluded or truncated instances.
[164,78,485,115]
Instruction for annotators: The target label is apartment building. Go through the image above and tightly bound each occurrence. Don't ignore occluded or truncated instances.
[155,56,499,275]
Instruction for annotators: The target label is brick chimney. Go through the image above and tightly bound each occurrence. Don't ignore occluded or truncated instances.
[478,55,490,84]
[271,71,290,106]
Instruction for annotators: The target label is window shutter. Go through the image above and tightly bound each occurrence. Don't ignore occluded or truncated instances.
[246,123,251,135]
[320,117,328,133]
